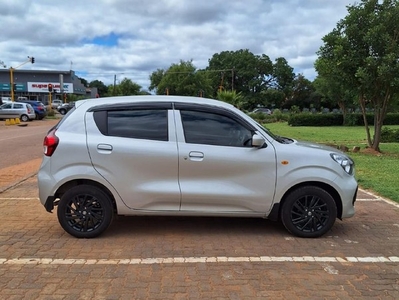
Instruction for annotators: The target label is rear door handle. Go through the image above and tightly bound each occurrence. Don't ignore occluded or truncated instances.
[97,144,113,153]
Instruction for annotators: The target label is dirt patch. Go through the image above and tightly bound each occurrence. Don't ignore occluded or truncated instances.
[361,148,383,156]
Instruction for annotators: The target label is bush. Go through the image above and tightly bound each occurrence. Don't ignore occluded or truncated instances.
[288,114,343,126]
[46,109,56,117]
[288,113,399,127]
[381,127,399,143]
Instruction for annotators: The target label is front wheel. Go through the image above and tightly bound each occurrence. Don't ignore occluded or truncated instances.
[59,109,66,115]
[57,185,114,238]
[281,186,337,238]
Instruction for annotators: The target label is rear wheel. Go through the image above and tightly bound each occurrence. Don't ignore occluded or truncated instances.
[57,185,114,238]
[20,114,29,122]
[281,186,337,238]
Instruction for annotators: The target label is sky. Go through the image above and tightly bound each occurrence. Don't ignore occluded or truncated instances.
[0,0,358,92]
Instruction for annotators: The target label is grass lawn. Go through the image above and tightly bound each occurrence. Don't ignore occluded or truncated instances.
[265,122,399,203]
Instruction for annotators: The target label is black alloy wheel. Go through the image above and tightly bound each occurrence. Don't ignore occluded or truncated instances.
[281,186,337,238]
[57,185,114,238]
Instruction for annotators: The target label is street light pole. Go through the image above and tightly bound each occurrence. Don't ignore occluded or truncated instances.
[10,67,15,101]
[7,56,35,101]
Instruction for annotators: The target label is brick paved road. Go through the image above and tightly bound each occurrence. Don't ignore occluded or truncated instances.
[0,176,398,299]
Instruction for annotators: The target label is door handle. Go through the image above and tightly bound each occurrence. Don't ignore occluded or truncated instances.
[97,144,113,152]
[188,151,204,161]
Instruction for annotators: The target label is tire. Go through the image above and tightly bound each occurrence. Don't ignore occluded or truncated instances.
[59,109,66,115]
[35,113,39,120]
[281,186,337,238]
[20,114,29,122]
[57,185,114,238]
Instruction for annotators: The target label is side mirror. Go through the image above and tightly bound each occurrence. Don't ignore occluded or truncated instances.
[252,134,266,148]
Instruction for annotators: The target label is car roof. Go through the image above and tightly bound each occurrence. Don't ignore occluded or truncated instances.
[76,95,235,110]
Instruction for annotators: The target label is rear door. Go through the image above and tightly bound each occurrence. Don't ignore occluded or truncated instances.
[85,102,181,211]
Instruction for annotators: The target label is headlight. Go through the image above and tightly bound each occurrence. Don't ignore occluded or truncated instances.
[330,153,354,175]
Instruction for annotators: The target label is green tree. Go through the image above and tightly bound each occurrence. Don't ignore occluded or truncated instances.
[149,60,213,97]
[313,75,356,123]
[89,80,108,97]
[207,49,273,108]
[78,77,88,87]
[317,0,399,151]
[148,69,165,93]
[118,78,142,96]
[106,78,142,96]
[259,89,286,109]
[271,57,295,100]
[283,74,314,109]
[216,90,244,109]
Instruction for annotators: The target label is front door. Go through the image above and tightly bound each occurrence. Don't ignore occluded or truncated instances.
[175,108,276,214]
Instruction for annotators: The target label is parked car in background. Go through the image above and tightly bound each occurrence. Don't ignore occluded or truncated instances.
[51,100,63,109]
[16,100,47,120]
[1,97,11,105]
[252,107,272,115]
[57,102,75,115]
[38,96,357,239]
[0,102,35,122]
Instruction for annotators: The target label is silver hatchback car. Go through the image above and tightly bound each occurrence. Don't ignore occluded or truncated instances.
[38,96,357,238]
[0,102,36,122]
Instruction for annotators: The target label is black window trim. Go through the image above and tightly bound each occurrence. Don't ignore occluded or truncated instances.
[88,101,173,112]
[173,102,256,132]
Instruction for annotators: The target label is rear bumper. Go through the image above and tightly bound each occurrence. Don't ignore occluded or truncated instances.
[44,196,56,212]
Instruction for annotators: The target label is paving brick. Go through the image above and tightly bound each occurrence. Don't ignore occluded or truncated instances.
[1,165,399,298]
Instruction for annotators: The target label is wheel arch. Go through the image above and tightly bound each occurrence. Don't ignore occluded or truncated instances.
[54,179,117,213]
[270,181,343,221]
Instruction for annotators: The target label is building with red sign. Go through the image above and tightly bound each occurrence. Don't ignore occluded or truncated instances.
[0,69,97,104]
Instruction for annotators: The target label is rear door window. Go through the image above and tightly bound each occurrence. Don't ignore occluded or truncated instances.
[91,109,168,141]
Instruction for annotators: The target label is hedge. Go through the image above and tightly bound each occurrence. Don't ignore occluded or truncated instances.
[381,127,399,143]
[288,113,399,126]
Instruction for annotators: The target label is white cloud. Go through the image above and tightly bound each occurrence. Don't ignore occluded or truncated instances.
[0,0,356,90]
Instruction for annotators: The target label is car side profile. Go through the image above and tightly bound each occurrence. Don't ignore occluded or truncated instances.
[252,107,272,115]
[51,99,63,109]
[57,101,75,115]
[0,102,36,121]
[16,100,47,120]
[38,96,357,238]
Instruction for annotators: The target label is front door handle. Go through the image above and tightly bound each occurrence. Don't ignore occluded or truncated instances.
[188,151,204,161]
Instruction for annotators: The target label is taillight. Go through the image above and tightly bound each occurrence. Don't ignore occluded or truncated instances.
[43,129,59,156]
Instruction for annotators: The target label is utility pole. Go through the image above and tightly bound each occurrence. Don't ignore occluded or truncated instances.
[7,56,35,101]
[113,74,116,96]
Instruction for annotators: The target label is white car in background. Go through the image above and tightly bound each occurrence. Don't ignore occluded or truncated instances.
[51,99,63,109]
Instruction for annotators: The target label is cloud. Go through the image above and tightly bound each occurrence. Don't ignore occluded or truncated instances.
[0,0,356,90]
